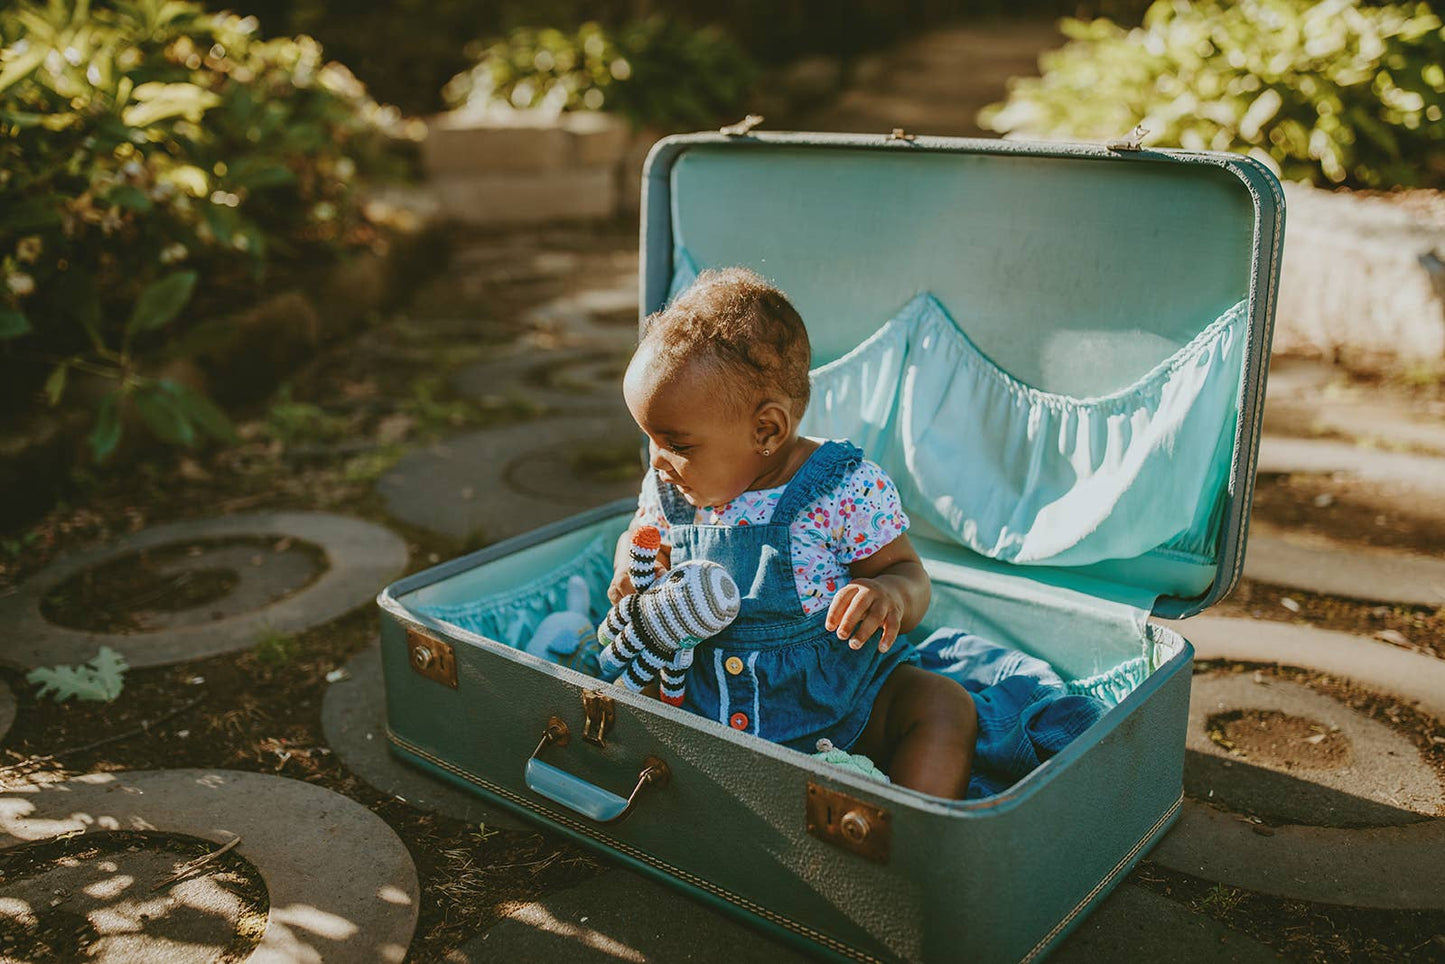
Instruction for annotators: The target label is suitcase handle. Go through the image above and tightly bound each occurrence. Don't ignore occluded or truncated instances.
[524,717,670,824]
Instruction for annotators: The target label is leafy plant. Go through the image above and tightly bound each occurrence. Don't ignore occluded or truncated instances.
[252,628,298,665]
[980,0,1445,189]
[443,17,759,131]
[28,645,129,702]
[0,0,413,459]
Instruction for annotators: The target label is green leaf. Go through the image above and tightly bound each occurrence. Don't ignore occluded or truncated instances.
[125,270,196,340]
[134,383,195,447]
[121,82,220,128]
[160,380,236,443]
[44,362,69,406]
[27,645,128,702]
[105,184,153,212]
[0,308,32,340]
[89,391,122,462]
[0,46,47,98]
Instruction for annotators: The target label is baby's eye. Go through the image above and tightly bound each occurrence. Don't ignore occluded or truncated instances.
[668,444,693,455]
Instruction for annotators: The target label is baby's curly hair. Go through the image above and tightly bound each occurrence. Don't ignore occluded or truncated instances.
[639,267,811,417]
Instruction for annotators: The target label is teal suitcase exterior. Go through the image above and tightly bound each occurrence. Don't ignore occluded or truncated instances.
[377,132,1284,963]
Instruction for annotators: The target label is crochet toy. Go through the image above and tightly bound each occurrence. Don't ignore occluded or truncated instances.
[812,738,890,783]
[522,574,594,661]
[598,554,740,705]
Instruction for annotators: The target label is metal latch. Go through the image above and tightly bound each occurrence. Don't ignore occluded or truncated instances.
[582,690,615,746]
[805,781,892,863]
[720,114,764,136]
[407,628,456,688]
[1106,123,1150,152]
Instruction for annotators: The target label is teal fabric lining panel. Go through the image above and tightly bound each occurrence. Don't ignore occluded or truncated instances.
[807,289,1247,567]
[668,146,1255,399]
[415,533,614,648]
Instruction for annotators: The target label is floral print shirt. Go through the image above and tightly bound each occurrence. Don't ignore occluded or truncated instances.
[633,458,909,614]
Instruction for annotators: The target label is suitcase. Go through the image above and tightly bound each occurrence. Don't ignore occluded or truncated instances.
[378,131,1284,963]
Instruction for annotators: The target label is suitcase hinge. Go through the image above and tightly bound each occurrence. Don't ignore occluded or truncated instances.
[407,628,457,688]
[805,781,892,863]
[582,689,615,746]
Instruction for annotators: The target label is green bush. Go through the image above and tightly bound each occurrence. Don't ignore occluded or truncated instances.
[0,0,412,460]
[442,18,759,131]
[981,0,1445,189]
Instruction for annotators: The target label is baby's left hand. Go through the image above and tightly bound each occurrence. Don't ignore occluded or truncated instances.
[826,578,904,653]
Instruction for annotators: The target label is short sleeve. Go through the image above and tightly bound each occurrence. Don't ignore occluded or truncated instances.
[829,460,909,564]
[633,468,672,545]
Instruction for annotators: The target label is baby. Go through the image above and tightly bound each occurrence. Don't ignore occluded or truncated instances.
[610,266,979,800]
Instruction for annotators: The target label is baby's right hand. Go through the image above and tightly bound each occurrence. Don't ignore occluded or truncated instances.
[607,564,665,605]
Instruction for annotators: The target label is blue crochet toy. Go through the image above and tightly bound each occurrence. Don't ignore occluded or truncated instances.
[522,574,594,661]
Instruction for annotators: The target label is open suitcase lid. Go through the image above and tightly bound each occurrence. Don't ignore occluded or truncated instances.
[639,132,1284,621]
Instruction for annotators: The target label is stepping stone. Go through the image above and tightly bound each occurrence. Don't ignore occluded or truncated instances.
[377,415,640,544]
[1257,435,1445,492]
[1051,883,1282,963]
[457,868,811,963]
[451,346,630,416]
[0,513,408,670]
[521,278,639,353]
[0,769,419,961]
[322,640,528,830]
[1244,525,1445,608]
[1151,799,1445,910]
[1162,616,1445,720]
[0,829,265,962]
[1186,672,1443,827]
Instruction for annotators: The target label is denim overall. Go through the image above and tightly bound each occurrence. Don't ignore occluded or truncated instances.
[657,440,917,752]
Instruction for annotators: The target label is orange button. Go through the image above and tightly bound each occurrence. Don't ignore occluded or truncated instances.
[729,712,749,730]
[725,656,745,676]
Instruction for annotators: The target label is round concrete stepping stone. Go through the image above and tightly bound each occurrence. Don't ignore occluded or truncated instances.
[378,415,640,544]
[1257,435,1445,492]
[1151,799,1445,910]
[0,830,265,962]
[1051,883,1282,963]
[0,513,408,670]
[522,278,638,353]
[1161,616,1445,720]
[1186,672,1443,826]
[451,346,629,415]
[322,640,527,830]
[0,769,419,962]
[457,868,811,963]
[1243,526,1445,608]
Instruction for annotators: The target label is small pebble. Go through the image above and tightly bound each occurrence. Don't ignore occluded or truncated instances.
[1374,629,1410,646]
[189,676,205,685]
[325,668,351,683]
[1280,597,1301,613]
[177,730,190,739]
[1312,493,1334,508]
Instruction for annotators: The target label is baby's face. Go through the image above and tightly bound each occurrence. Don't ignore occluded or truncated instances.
[623,347,764,509]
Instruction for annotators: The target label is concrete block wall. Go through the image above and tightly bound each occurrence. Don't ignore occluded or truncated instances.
[423,109,651,225]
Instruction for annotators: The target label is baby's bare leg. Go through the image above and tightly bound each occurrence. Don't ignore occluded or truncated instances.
[852,664,978,800]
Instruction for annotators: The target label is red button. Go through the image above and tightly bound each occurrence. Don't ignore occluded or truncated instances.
[729,712,749,730]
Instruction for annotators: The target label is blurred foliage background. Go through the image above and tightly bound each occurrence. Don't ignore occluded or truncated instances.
[983,0,1445,189]
[1,0,414,459]
[204,0,1163,117]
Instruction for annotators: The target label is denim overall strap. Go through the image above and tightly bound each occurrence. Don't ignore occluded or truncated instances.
[770,440,865,525]
[653,471,695,529]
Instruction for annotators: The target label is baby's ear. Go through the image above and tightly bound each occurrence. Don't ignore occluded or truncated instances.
[752,397,793,450]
